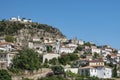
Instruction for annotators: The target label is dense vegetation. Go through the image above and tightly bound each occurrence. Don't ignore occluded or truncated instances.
[0,70,12,80]
[51,66,64,75]
[9,48,42,73]
[58,54,79,65]
[0,20,65,37]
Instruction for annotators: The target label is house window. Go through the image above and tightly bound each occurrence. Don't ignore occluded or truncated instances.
[1,55,3,58]
[91,69,93,72]
[81,70,84,74]
[99,62,100,65]
[95,69,96,72]
[4,54,6,57]
[104,73,105,75]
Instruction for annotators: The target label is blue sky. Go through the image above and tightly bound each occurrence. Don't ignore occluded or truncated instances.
[0,0,120,49]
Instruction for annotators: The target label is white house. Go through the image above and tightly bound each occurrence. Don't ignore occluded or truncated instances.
[28,42,34,49]
[28,42,46,54]
[78,40,84,45]
[65,68,78,74]
[85,47,101,54]
[101,50,111,57]
[0,52,16,69]
[59,46,76,54]
[79,66,112,79]
[32,38,40,42]
[116,53,120,63]
[91,48,101,54]
[79,59,112,78]
[0,42,14,52]
[0,53,8,69]
[118,50,120,54]
[43,53,60,63]
[89,59,104,67]
[22,19,32,23]
[104,67,112,78]
[10,17,19,21]
[105,48,113,53]
[7,51,18,67]
[10,16,32,23]
[67,43,78,48]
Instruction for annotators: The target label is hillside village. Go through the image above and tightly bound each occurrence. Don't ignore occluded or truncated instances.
[0,17,120,80]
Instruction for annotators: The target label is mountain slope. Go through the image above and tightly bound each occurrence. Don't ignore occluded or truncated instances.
[0,20,65,39]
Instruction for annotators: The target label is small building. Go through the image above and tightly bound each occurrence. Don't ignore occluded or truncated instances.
[0,53,8,69]
[91,48,101,54]
[67,43,78,48]
[9,16,32,23]
[118,50,120,54]
[28,42,46,54]
[78,40,84,45]
[79,59,112,79]
[79,66,112,79]
[116,53,120,63]
[0,52,16,69]
[59,46,76,54]
[65,68,78,74]
[0,42,14,52]
[86,54,92,60]
[89,59,104,67]
[105,48,113,53]
[43,53,60,63]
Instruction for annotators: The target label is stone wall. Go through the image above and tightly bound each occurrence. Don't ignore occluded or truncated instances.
[12,68,52,80]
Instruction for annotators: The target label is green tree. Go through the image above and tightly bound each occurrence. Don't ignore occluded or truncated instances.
[58,54,79,65]
[51,66,64,75]
[87,76,99,80]
[66,70,76,80]
[106,54,111,60]
[84,42,96,47]
[0,69,12,80]
[74,49,78,53]
[43,59,49,68]
[84,42,91,46]
[112,65,117,78]
[106,62,114,67]
[5,35,14,42]
[93,52,99,59]
[58,55,70,65]
[69,53,79,61]
[74,45,83,53]
[46,46,52,53]
[10,48,41,72]
[49,58,58,65]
